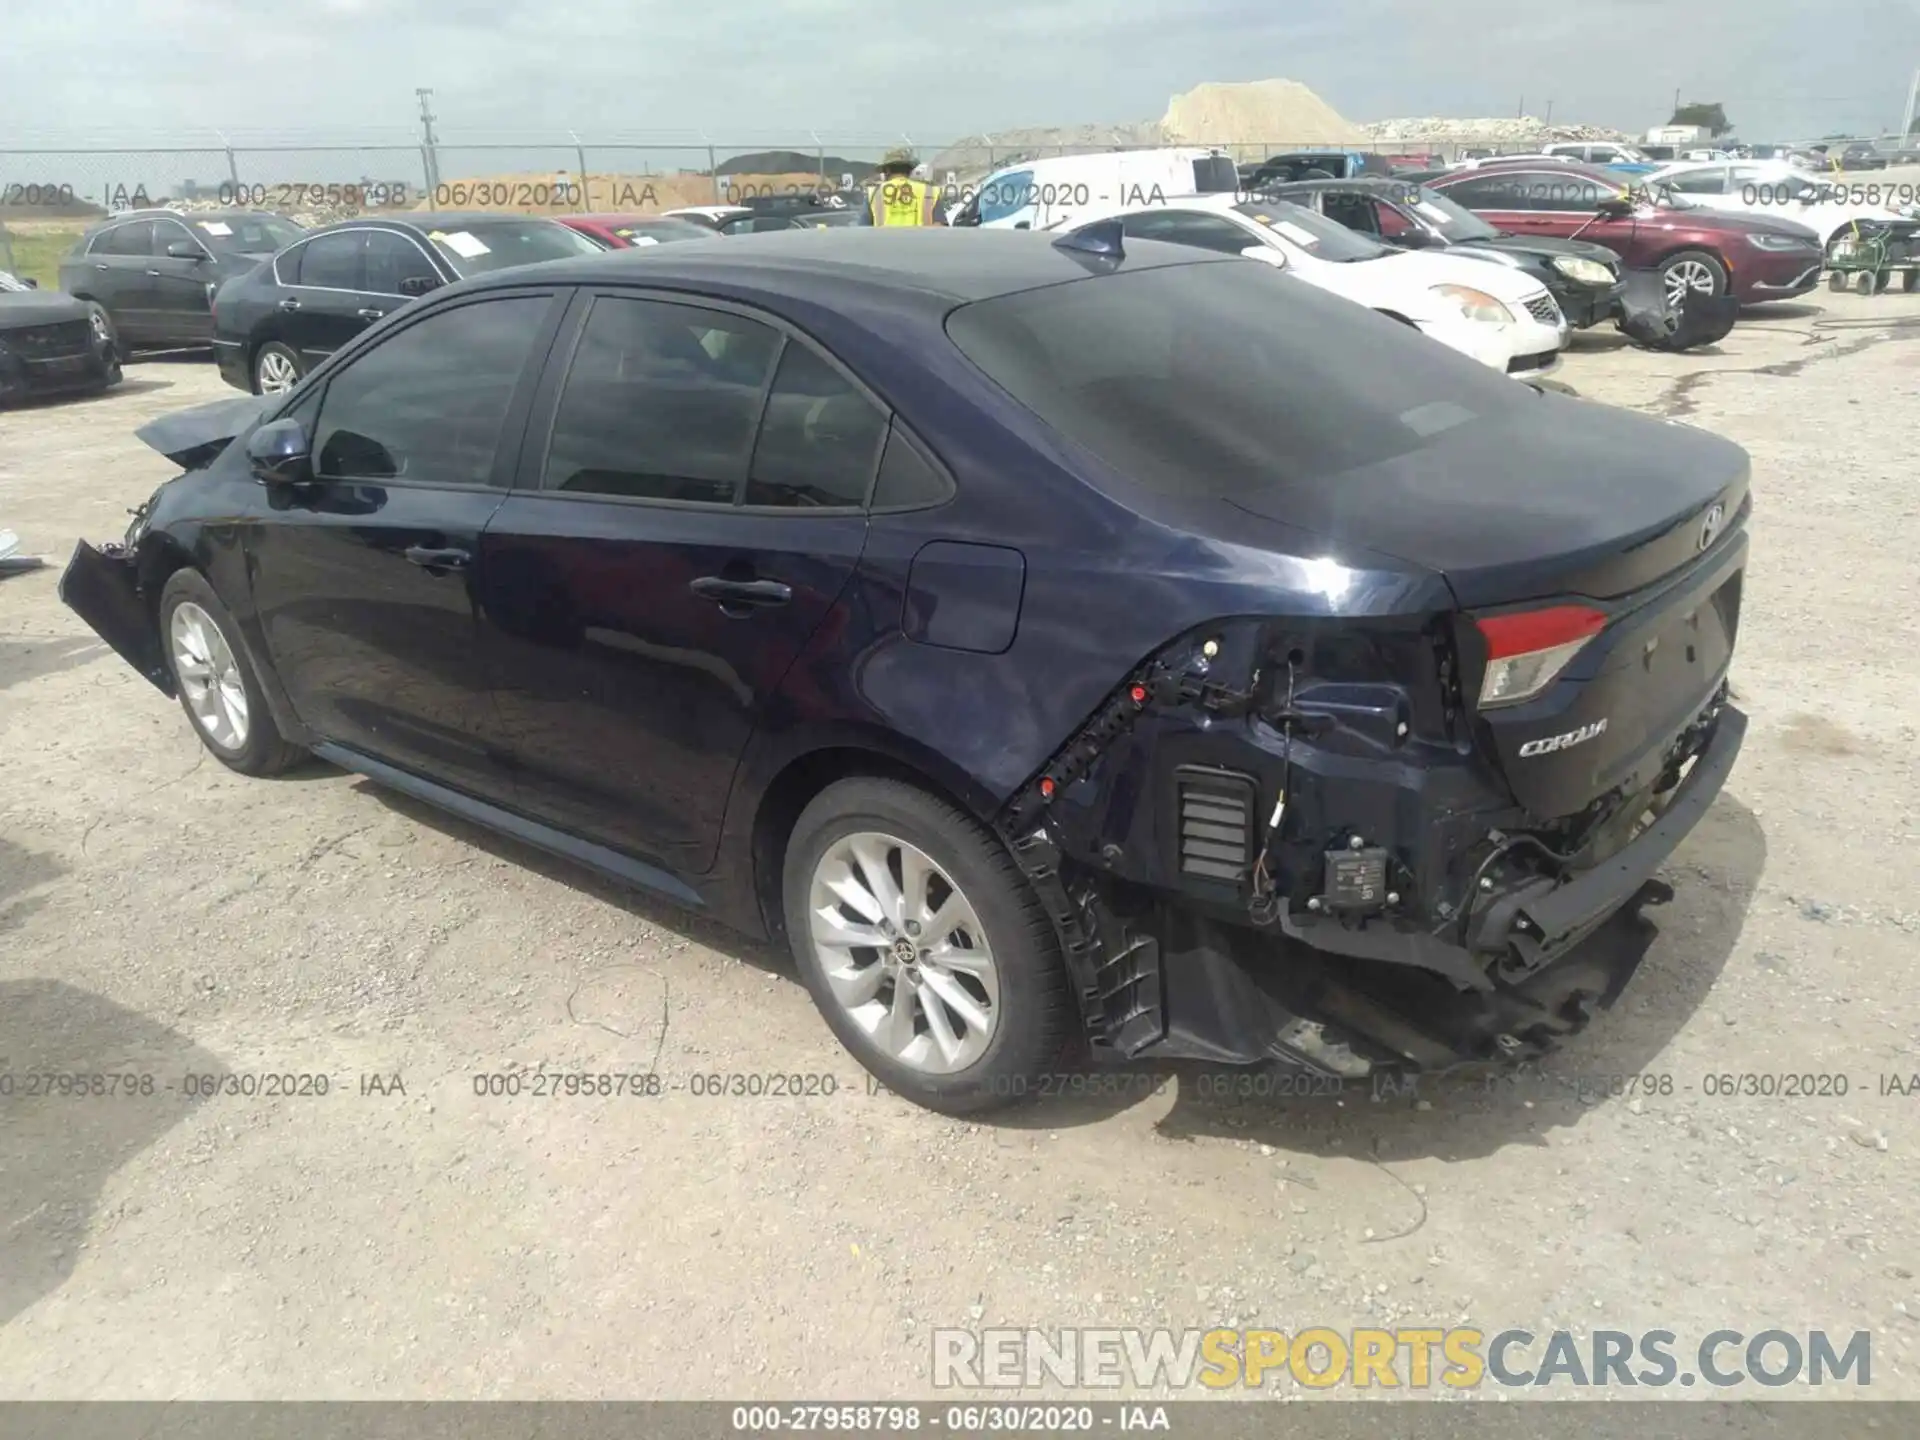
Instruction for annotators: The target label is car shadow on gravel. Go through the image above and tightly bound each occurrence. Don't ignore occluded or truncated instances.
[1004,790,1767,1158]
[351,782,785,967]
[0,978,228,1328]
[0,635,106,692]
[344,775,1763,1164]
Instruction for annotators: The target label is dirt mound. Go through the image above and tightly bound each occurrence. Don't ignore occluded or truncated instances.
[1159,79,1363,151]
[928,78,1362,179]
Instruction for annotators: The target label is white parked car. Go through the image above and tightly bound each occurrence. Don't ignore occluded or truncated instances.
[1445,152,1581,171]
[1054,194,1570,378]
[1647,160,1914,247]
[949,148,1242,231]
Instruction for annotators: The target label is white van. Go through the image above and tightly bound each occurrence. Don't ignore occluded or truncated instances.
[948,148,1240,231]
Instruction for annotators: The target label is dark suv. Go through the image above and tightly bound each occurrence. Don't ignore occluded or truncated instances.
[58,209,304,351]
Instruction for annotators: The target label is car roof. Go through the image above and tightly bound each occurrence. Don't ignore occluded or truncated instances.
[1260,177,1413,196]
[454,227,1220,305]
[91,208,287,227]
[564,213,700,226]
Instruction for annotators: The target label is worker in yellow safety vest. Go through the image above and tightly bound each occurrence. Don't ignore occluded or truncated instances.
[867,148,945,226]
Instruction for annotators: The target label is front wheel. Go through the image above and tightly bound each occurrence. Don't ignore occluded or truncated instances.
[159,569,305,776]
[84,301,122,375]
[1659,249,1728,306]
[783,777,1072,1114]
[252,341,304,396]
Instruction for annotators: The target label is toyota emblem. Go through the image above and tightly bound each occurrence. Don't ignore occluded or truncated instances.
[1697,502,1725,552]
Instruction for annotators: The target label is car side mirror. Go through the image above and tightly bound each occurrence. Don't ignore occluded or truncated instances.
[397,274,441,297]
[166,241,207,260]
[246,418,313,486]
[1241,245,1286,268]
[1596,197,1634,218]
[1393,229,1433,247]
[22,276,37,288]
[1013,220,1031,230]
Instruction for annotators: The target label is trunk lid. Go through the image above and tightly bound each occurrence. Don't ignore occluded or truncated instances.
[1225,389,1748,608]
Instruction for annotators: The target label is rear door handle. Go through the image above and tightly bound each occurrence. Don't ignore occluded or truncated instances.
[277,297,302,312]
[94,263,109,271]
[404,545,471,573]
[356,307,386,320]
[689,576,792,611]
[146,269,161,277]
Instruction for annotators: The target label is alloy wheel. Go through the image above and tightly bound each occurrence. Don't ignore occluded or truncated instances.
[170,601,250,750]
[1664,259,1718,305]
[256,349,299,394]
[808,831,1000,1075]
[89,310,110,345]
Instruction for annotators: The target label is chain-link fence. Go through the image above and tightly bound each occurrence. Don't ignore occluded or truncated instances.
[0,133,1523,229]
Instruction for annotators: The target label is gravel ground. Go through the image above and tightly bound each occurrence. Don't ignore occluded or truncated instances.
[1,293,1917,1402]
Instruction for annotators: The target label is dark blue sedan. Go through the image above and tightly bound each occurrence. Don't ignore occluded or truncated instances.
[60,228,1748,1112]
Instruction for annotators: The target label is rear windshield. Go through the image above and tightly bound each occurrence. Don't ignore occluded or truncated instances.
[614,217,718,243]
[200,214,304,254]
[1232,200,1388,261]
[945,259,1527,497]
[430,219,603,274]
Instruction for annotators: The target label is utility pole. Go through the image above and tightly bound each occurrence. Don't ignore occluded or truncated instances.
[1545,99,1554,125]
[1672,87,1682,120]
[416,88,441,201]
[1903,66,1920,137]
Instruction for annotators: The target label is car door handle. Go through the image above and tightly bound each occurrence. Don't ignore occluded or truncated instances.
[404,545,471,573]
[94,263,109,271]
[689,576,792,611]
[356,307,386,320]
[146,269,161,277]
[278,297,302,312]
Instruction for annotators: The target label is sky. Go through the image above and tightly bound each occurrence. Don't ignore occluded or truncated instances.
[2,0,1917,158]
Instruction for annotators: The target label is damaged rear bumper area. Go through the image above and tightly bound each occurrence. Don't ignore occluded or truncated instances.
[994,619,1745,1080]
[58,540,173,692]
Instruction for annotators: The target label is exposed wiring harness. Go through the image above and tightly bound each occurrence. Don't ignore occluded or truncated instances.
[1247,658,1297,925]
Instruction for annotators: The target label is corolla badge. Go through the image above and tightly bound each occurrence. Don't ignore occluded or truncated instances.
[1518,718,1607,757]
[1698,501,1726,552]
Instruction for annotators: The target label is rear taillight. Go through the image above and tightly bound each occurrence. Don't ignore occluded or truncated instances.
[1474,605,1606,708]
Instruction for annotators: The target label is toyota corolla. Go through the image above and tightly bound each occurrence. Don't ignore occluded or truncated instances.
[60,229,1748,1113]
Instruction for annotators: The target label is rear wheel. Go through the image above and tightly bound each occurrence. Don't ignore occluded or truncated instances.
[1659,249,1727,306]
[252,342,303,396]
[784,777,1072,1114]
[159,569,304,776]
[1827,269,1848,292]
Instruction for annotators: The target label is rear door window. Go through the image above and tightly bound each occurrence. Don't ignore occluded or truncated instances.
[946,259,1525,499]
[744,343,887,508]
[540,296,781,504]
[297,231,365,290]
[94,221,154,256]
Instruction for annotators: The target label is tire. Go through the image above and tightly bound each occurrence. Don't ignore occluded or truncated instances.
[158,569,304,776]
[1827,269,1847,292]
[1658,248,1728,306]
[783,777,1072,1114]
[252,341,304,396]
[84,301,122,368]
[1904,270,1920,294]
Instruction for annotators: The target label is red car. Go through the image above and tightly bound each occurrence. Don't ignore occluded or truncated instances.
[1428,161,1826,305]
[556,213,719,249]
